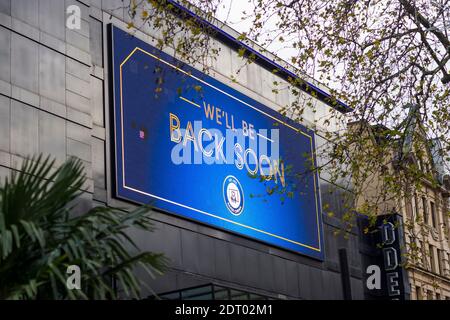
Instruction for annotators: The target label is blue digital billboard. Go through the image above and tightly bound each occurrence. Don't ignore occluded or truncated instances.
[110,25,324,260]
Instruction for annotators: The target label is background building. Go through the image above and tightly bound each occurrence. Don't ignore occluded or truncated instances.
[352,107,450,300]
[0,0,377,299]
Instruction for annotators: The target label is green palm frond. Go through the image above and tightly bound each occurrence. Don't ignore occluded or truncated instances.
[0,155,167,300]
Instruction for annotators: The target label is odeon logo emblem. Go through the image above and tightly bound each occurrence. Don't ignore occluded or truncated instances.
[223,175,244,216]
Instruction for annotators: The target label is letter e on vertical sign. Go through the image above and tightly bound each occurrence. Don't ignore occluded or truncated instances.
[386,272,400,296]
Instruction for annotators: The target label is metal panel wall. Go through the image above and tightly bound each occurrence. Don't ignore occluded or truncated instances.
[0,0,365,299]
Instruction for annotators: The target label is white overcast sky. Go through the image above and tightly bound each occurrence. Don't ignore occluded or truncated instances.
[214,0,298,61]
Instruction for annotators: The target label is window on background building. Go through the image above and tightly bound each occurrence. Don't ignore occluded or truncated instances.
[442,203,448,229]
[436,293,441,300]
[419,240,426,268]
[429,245,436,273]
[430,201,437,228]
[406,200,413,220]
[414,193,420,219]
[416,286,422,300]
[437,249,443,275]
[409,236,419,263]
[427,290,434,300]
[422,196,428,224]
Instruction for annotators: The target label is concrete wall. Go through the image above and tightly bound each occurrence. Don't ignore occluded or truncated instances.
[0,0,364,299]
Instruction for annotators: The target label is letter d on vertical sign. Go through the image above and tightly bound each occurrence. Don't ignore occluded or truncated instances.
[383,247,398,271]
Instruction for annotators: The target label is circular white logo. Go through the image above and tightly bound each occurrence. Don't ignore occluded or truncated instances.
[223,175,244,216]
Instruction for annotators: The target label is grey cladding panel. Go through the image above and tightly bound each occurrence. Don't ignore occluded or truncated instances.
[196,234,215,277]
[180,229,200,274]
[11,0,38,27]
[0,26,10,83]
[273,257,287,295]
[229,244,247,285]
[91,76,104,126]
[0,0,10,15]
[10,101,39,157]
[39,46,66,104]
[39,0,65,40]
[244,248,260,288]
[214,240,231,281]
[309,267,324,300]
[285,260,300,297]
[11,33,39,93]
[257,252,275,292]
[91,137,106,188]
[298,263,312,299]
[0,95,10,152]
[39,111,66,165]
[89,17,103,67]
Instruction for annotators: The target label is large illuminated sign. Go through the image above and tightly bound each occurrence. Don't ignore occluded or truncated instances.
[110,25,324,260]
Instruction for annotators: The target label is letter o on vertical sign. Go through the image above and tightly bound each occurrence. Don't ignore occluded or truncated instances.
[381,222,395,245]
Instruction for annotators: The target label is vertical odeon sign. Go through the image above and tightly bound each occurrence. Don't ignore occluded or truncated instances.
[110,25,324,260]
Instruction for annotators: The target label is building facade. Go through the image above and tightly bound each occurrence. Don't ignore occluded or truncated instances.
[352,110,450,300]
[0,0,385,300]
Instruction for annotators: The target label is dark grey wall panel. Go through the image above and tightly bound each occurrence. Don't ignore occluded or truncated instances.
[66,90,90,115]
[91,137,106,189]
[11,0,38,27]
[176,273,209,292]
[66,73,90,100]
[0,1,370,300]
[89,17,103,67]
[243,247,260,289]
[10,101,39,157]
[180,229,201,274]
[214,239,232,281]
[257,251,275,293]
[67,138,90,162]
[322,270,343,300]
[298,264,313,299]
[11,33,39,93]
[196,234,216,278]
[0,95,10,152]
[66,58,90,83]
[0,0,10,15]
[324,224,340,267]
[39,0,65,40]
[0,26,10,83]
[273,257,287,295]
[132,222,184,270]
[67,121,91,144]
[66,28,90,53]
[229,243,247,285]
[351,277,364,300]
[90,76,104,126]
[38,111,66,165]
[285,260,300,297]
[39,46,66,104]
[309,267,324,299]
